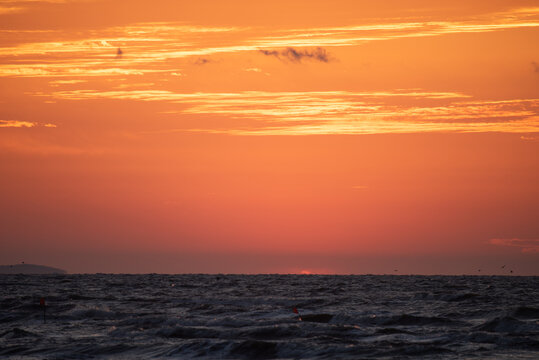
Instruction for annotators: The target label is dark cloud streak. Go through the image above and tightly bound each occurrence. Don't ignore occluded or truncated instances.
[260,47,331,63]
[194,58,211,65]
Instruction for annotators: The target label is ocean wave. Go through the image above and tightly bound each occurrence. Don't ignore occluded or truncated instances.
[1,274,538,359]
[475,316,539,334]
[512,306,539,319]
[380,314,460,326]
[0,328,39,339]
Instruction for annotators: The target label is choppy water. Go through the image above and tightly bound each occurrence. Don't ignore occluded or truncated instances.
[1,274,538,359]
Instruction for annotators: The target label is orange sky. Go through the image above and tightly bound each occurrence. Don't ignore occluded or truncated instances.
[1,0,538,274]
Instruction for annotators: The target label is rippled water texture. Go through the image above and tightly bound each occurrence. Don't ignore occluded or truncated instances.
[1,274,538,359]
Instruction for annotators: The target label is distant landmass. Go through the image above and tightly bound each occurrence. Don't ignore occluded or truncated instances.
[0,264,67,274]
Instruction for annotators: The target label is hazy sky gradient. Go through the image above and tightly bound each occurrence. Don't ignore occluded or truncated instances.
[1,0,538,274]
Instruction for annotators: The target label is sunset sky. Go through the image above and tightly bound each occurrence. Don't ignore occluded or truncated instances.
[1,0,538,274]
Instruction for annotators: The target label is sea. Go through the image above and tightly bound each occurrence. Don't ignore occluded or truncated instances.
[1,274,538,359]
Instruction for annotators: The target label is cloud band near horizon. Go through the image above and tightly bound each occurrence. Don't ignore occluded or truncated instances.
[41,89,539,135]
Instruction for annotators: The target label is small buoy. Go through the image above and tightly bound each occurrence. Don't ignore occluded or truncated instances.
[40,297,46,323]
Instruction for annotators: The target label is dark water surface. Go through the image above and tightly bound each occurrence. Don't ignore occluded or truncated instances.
[1,274,538,359]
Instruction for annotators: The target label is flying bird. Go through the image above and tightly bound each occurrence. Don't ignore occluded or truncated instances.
[116,47,123,58]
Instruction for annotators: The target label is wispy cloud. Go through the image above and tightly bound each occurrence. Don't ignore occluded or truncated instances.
[0,22,239,77]
[45,89,539,135]
[0,0,86,2]
[0,7,537,79]
[260,47,330,62]
[194,57,211,65]
[0,6,23,14]
[488,238,539,253]
[0,63,167,77]
[49,79,87,86]
[0,120,36,128]
[0,0,100,16]
[244,67,269,76]
[252,8,539,48]
[48,88,471,102]
[0,120,58,128]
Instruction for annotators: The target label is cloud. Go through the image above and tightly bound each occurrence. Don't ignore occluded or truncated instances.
[194,57,211,65]
[49,79,87,85]
[0,1,104,16]
[1,7,538,79]
[244,67,270,76]
[0,120,57,128]
[0,0,87,2]
[0,120,36,128]
[49,79,87,88]
[488,238,539,253]
[114,82,155,89]
[352,185,368,190]
[0,6,24,14]
[0,64,165,77]
[260,47,330,63]
[46,89,539,135]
